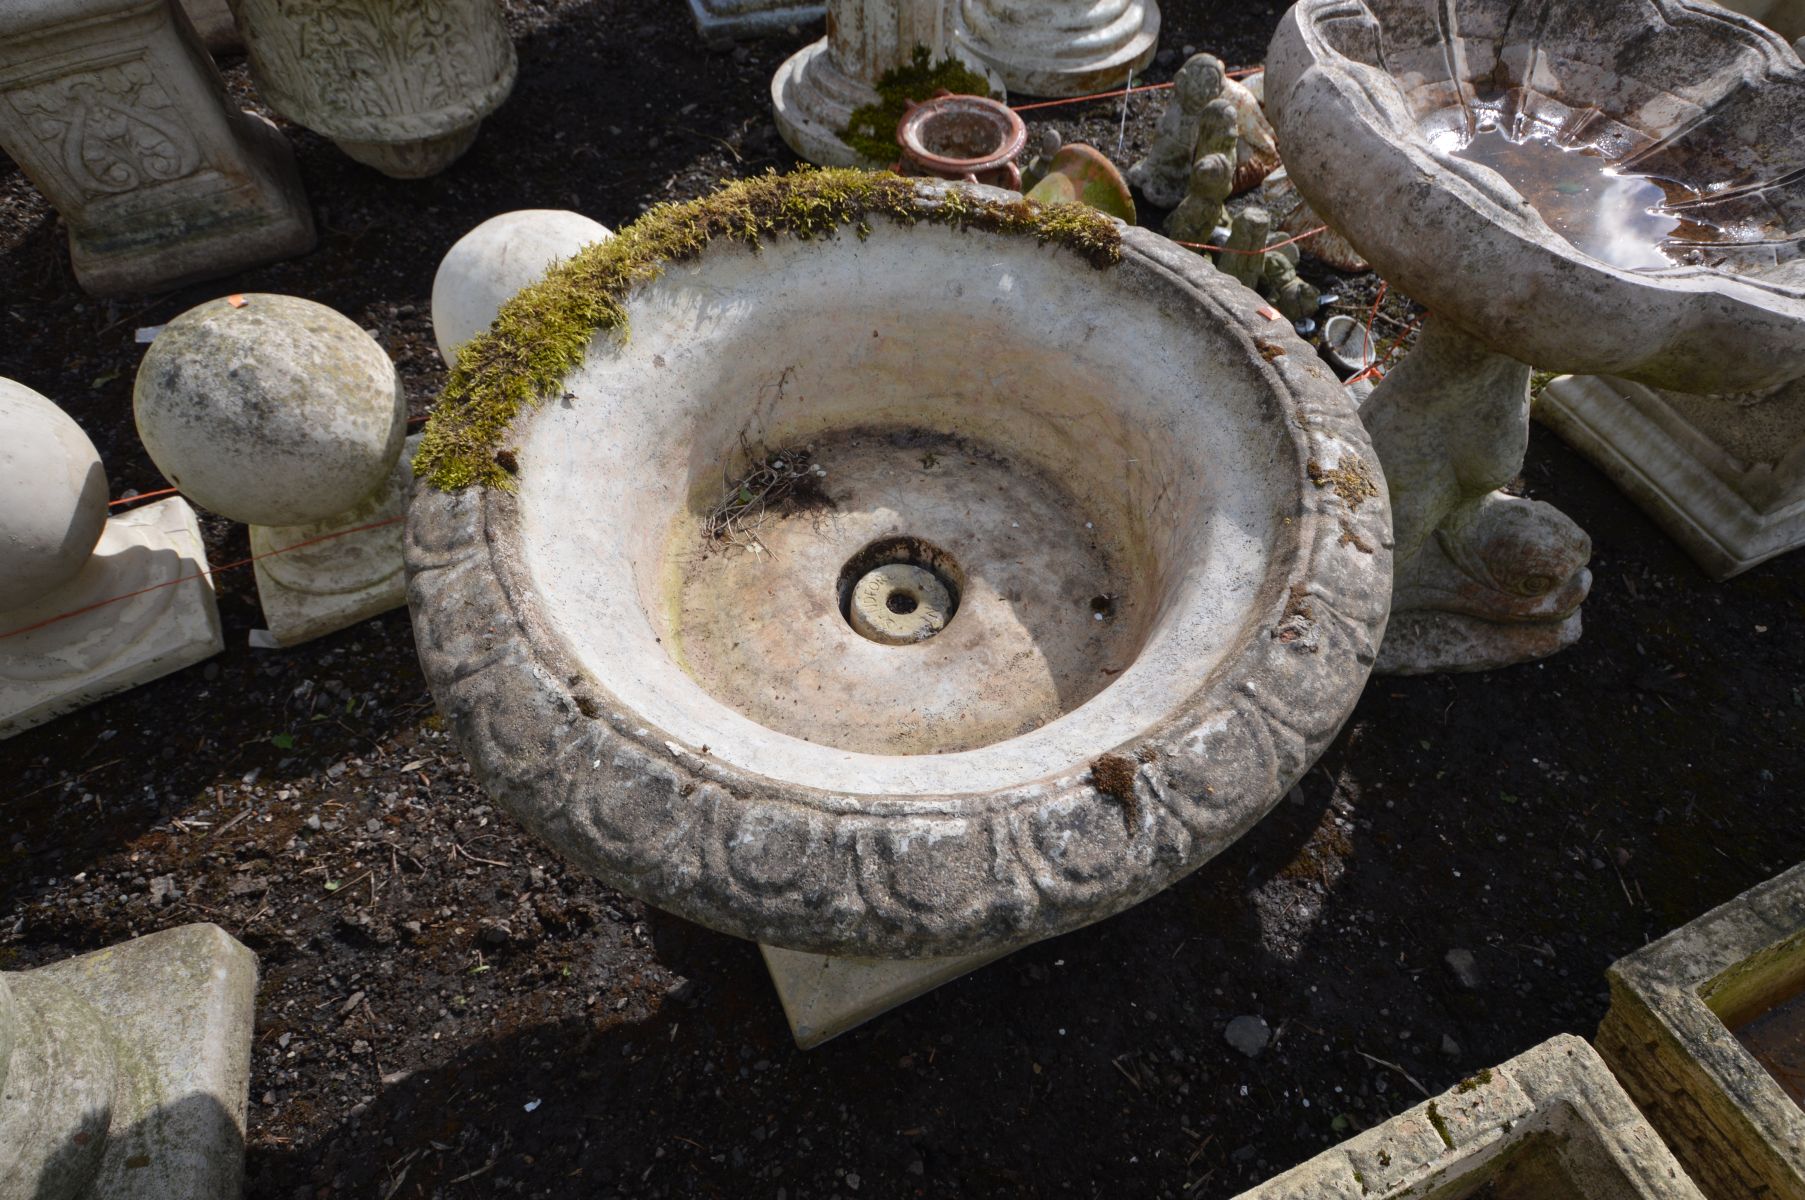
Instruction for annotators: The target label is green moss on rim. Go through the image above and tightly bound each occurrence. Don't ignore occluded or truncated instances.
[414,168,1122,492]
[839,47,998,165]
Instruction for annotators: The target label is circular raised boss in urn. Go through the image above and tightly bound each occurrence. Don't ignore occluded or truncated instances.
[404,174,1392,959]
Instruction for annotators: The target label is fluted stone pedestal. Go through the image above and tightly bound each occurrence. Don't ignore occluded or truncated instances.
[952,0,1159,98]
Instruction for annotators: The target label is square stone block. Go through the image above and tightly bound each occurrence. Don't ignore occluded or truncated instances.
[20,922,258,1199]
[761,942,1012,1049]
[1597,862,1805,1200]
[1536,375,1805,579]
[1232,1035,1706,1200]
[688,0,823,44]
[0,497,223,737]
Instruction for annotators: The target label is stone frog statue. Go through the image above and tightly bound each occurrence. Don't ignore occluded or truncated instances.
[1128,52,1226,208]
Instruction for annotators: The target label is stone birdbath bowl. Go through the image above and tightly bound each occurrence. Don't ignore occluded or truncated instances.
[405,171,1390,962]
[1267,0,1805,673]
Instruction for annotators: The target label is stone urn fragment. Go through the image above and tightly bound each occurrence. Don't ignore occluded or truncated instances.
[134,294,412,647]
[404,172,1390,1041]
[950,0,1160,98]
[0,378,222,738]
[227,0,517,178]
[0,0,314,295]
[771,0,1002,167]
[1266,0,1805,673]
[0,924,257,1200]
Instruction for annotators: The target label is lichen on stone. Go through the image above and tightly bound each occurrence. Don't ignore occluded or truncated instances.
[838,47,998,165]
[414,168,1122,491]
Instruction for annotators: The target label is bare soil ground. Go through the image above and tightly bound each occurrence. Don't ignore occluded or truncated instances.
[3,2,1802,1198]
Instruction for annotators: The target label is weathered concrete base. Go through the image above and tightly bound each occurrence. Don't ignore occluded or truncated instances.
[1232,1035,1707,1199]
[0,497,223,737]
[248,435,416,647]
[1597,862,1805,1200]
[688,0,823,44]
[761,942,1012,1048]
[951,0,1159,98]
[1536,375,1805,580]
[1,923,258,1199]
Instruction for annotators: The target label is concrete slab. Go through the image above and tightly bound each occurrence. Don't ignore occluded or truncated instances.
[0,497,223,737]
[4,923,257,1199]
[761,942,1012,1048]
[1597,862,1805,1200]
[1231,1035,1707,1200]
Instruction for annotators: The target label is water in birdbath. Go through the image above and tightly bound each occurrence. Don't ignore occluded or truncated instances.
[1734,983,1805,1109]
[1438,123,1735,271]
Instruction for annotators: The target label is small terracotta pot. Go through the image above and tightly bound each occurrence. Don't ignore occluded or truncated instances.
[894,92,1026,190]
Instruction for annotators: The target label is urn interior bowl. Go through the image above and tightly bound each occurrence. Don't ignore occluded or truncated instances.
[405,180,1391,957]
[1267,0,1805,393]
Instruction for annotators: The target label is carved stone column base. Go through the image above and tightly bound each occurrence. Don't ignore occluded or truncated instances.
[0,924,257,1200]
[771,38,886,166]
[761,942,1013,1048]
[0,497,223,738]
[0,0,315,296]
[953,0,1159,98]
[248,435,417,647]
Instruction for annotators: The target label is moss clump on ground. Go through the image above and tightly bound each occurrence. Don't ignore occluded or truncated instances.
[839,47,998,165]
[414,168,1122,491]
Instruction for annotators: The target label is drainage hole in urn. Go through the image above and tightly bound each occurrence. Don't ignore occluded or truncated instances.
[838,536,963,646]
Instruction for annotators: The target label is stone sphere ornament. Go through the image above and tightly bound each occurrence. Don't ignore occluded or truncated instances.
[0,378,108,612]
[134,294,406,528]
[432,209,614,366]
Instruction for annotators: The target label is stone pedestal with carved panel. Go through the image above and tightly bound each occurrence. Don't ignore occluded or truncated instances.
[0,0,314,295]
[227,0,517,179]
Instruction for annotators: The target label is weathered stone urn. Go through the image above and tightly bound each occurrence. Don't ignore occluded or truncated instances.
[1266,0,1805,673]
[405,172,1391,959]
[227,0,517,178]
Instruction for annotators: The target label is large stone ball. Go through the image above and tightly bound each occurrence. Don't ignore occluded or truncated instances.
[134,295,405,527]
[431,210,611,366]
[0,378,108,611]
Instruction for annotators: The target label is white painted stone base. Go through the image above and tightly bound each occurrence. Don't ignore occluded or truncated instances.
[1536,374,1805,580]
[0,497,222,738]
[1233,1035,1706,1199]
[688,0,823,44]
[952,0,1159,98]
[761,942,1012,1048]
[1597,862,1805,1200]
[248,436,417,647]
[4,923,257,1200]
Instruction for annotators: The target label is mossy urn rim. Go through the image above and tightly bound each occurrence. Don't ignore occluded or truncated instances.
[404,174,1392,957]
